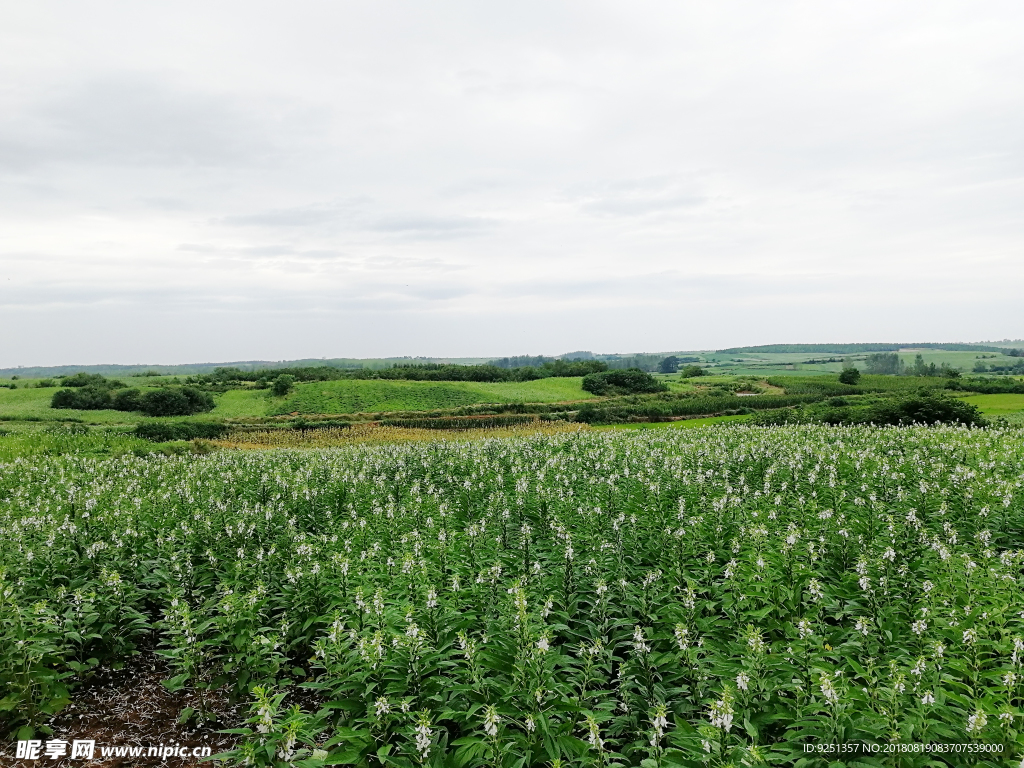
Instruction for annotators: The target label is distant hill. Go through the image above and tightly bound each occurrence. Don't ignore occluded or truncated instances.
[5,341,1021,378]
[0,357,495,378]
[717,343,1011,355]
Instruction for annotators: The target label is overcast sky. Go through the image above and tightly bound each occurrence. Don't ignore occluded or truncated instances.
[2,1,1022,365]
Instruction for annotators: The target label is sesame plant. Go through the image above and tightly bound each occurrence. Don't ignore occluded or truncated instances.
[1,425,1024,766]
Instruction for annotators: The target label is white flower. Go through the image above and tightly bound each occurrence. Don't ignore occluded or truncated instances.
[819,677,840,706]
[911,620,927,636]
[966,709,987,737]
[797,619,813,640]
[536,635,550,653]
[632,625,651,654]
[583,715,604,750]
[855,617,870,636]
[674,624,691,651]
[483,705,500,738]
[375,697,391,716]
[963,628,978,645]
[921,691,935,705]
[736,672,750,691]
[807,578,824,602]
[413,716,432,761]
[524,715,536,732]
[708,695,734,733]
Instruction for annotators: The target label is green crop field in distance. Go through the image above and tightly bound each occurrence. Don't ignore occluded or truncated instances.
[0,383,240,424]
[210,389,272,418]
[270,380,490,415]
[466,377,595,402]
[958,393,1024,423]
[0,376,596,424]
[0,386,144,425]
[269,377,595,415]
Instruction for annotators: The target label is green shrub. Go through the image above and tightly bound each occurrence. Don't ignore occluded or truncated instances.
[59,373,125,389]
[139,387,215,417]
[134,422,229,441]
[51,386,114,410]
[868,392,986,426]
[581,369,668,396]
[679,365,706,378]
[271,374,296,397]
[752,392,986,428]
[111,388,145,412]
[838,367,861,385]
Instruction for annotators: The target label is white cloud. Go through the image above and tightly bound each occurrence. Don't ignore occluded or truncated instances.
[1,0,1022,364]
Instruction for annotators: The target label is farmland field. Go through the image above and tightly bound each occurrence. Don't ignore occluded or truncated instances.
[0,377,596,426]
[3,425,1024,766]
[270,378,595,416]
[958,394,1024,424]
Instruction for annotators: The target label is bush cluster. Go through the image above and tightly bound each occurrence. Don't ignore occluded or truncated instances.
[751,391,987,427]
[575,393,819,423]
[190,359,610,388]
[51,377,215,417]
[134,422,229,441]
[581,369,668,396]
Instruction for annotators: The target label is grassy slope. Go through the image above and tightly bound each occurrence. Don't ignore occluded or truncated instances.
[0,378,596,423]
[0,387,144,424]
[270,378,595,415]
[211,389,270,418]
[469,378,596,402]
[959,393,1024,424]
[0,385,265,423]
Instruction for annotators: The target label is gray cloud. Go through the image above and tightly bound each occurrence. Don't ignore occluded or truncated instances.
[0,76,291,171]
[1,1,1023,364]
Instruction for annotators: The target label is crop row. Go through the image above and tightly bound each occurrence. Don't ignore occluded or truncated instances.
[1,425,1023,766]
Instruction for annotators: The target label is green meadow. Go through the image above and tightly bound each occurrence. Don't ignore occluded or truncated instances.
[0,376,596,424]
[269,377,595,416]
[959,393,1024,423]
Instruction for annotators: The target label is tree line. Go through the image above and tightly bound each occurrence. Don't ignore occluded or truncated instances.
[50,374,215,416]
[187,359,610,388]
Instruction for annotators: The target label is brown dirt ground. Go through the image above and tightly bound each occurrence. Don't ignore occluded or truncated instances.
[3,649,244,767]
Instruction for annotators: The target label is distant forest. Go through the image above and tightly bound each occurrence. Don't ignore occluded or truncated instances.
[718,343,1012,354]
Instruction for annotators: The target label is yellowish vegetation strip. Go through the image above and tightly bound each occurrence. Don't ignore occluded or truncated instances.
[212,421,589,448]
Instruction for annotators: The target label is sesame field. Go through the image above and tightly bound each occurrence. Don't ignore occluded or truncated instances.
[3,425,1024,766]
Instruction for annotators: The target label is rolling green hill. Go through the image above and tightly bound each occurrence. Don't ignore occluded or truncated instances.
[269,377,595,415]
